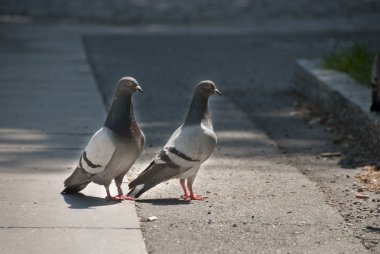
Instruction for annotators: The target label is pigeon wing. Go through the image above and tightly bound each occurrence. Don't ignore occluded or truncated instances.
[79,127,117,174]
[162,124,217,168]
[128,124,216,198]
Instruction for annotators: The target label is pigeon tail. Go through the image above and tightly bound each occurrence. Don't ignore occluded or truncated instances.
[61,167,93,194]
[127,183,155,198]
[127,161,175,198]
[61,182,91,194]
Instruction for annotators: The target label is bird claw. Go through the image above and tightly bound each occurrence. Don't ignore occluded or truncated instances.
[190,194,207,200]
[106,195,124,202]
[181,194,207,201]
[105,194,136,201]
[181,194,191,200]
[120,195,136,201]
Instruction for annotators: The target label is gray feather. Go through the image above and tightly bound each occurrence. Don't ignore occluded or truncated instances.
[62,167,93,194]
[128,161,190,198]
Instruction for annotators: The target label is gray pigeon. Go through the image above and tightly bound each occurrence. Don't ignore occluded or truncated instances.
[127,80,221,200]
[62,77,145,201]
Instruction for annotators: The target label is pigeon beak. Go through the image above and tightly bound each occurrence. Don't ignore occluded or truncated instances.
[214,88,222,96]
[135,85,143,94]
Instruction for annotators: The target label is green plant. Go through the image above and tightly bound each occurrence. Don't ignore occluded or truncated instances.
[324,44,374,87]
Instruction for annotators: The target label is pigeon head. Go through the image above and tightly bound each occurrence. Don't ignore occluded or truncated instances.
[116,77,143,95]
[195,80,221,97]
[183,80,220,126]
[105,77,142,136]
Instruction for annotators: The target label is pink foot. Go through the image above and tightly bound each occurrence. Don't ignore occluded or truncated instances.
[181,194,190,200]
[106,194,136,201]
[120,195,136,201]
[190,194,207,201]
[105,195,124,201]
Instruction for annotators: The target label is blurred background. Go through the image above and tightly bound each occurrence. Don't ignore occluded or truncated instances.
[1,0,380,163]
[0,0,380,26]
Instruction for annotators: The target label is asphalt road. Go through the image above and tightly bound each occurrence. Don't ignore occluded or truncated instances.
[85,30,380,253]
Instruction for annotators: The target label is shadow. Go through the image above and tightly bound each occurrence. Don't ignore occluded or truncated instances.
[366,226,380,234]
[62,193,120,209]
[136,198,191,206]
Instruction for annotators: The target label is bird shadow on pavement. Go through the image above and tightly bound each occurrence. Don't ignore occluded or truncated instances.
[62,193,120,209]
[136,198,191,206]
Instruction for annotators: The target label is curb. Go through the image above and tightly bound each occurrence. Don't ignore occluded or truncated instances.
[294,59,380,150]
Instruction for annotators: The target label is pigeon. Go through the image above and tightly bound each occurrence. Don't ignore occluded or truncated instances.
[127,80,221,200]
[62,77,145,201]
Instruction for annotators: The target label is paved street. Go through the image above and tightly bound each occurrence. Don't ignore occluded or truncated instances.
[84,29,380,253]
[1,2,380,253]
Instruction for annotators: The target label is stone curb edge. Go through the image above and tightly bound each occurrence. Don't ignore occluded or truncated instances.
[81,38,148,253]
[294,59,380,151]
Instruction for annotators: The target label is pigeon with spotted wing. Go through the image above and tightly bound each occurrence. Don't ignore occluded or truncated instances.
[62,77,144,201]
[127,80,220,200]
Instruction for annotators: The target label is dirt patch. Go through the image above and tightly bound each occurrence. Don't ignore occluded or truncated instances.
[356,166,380,192]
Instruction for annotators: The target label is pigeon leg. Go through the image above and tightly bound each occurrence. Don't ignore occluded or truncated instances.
[113,175,136,201]
[188,186,207,200]
[105,185,123,201]
[187,177,207,201]
[180,179,190,200]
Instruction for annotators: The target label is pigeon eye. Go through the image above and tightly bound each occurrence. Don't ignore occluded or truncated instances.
[204,84,211,89]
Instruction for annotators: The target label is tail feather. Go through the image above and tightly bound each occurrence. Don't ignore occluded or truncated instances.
[128,161,156,198]
[61,182,91,194]
[127,183,157,198]
[61,167,93,194]
[127,160,181,198]
[128,161,154,189]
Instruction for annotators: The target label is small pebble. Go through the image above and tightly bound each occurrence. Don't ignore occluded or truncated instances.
[147,216,157,222]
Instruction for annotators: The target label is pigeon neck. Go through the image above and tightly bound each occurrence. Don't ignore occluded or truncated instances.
[104,94,136,137]
[184,93,212,127]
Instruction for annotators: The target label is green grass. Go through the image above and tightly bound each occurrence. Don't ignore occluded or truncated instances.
[323,44,374,87]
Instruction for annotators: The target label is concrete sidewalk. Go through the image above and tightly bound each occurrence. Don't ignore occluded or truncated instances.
[0,21,373,254]
[0,24,146,254]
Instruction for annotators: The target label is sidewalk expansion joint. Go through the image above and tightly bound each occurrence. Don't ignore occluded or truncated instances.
[0,147,82,151]
[0,226,141,230]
